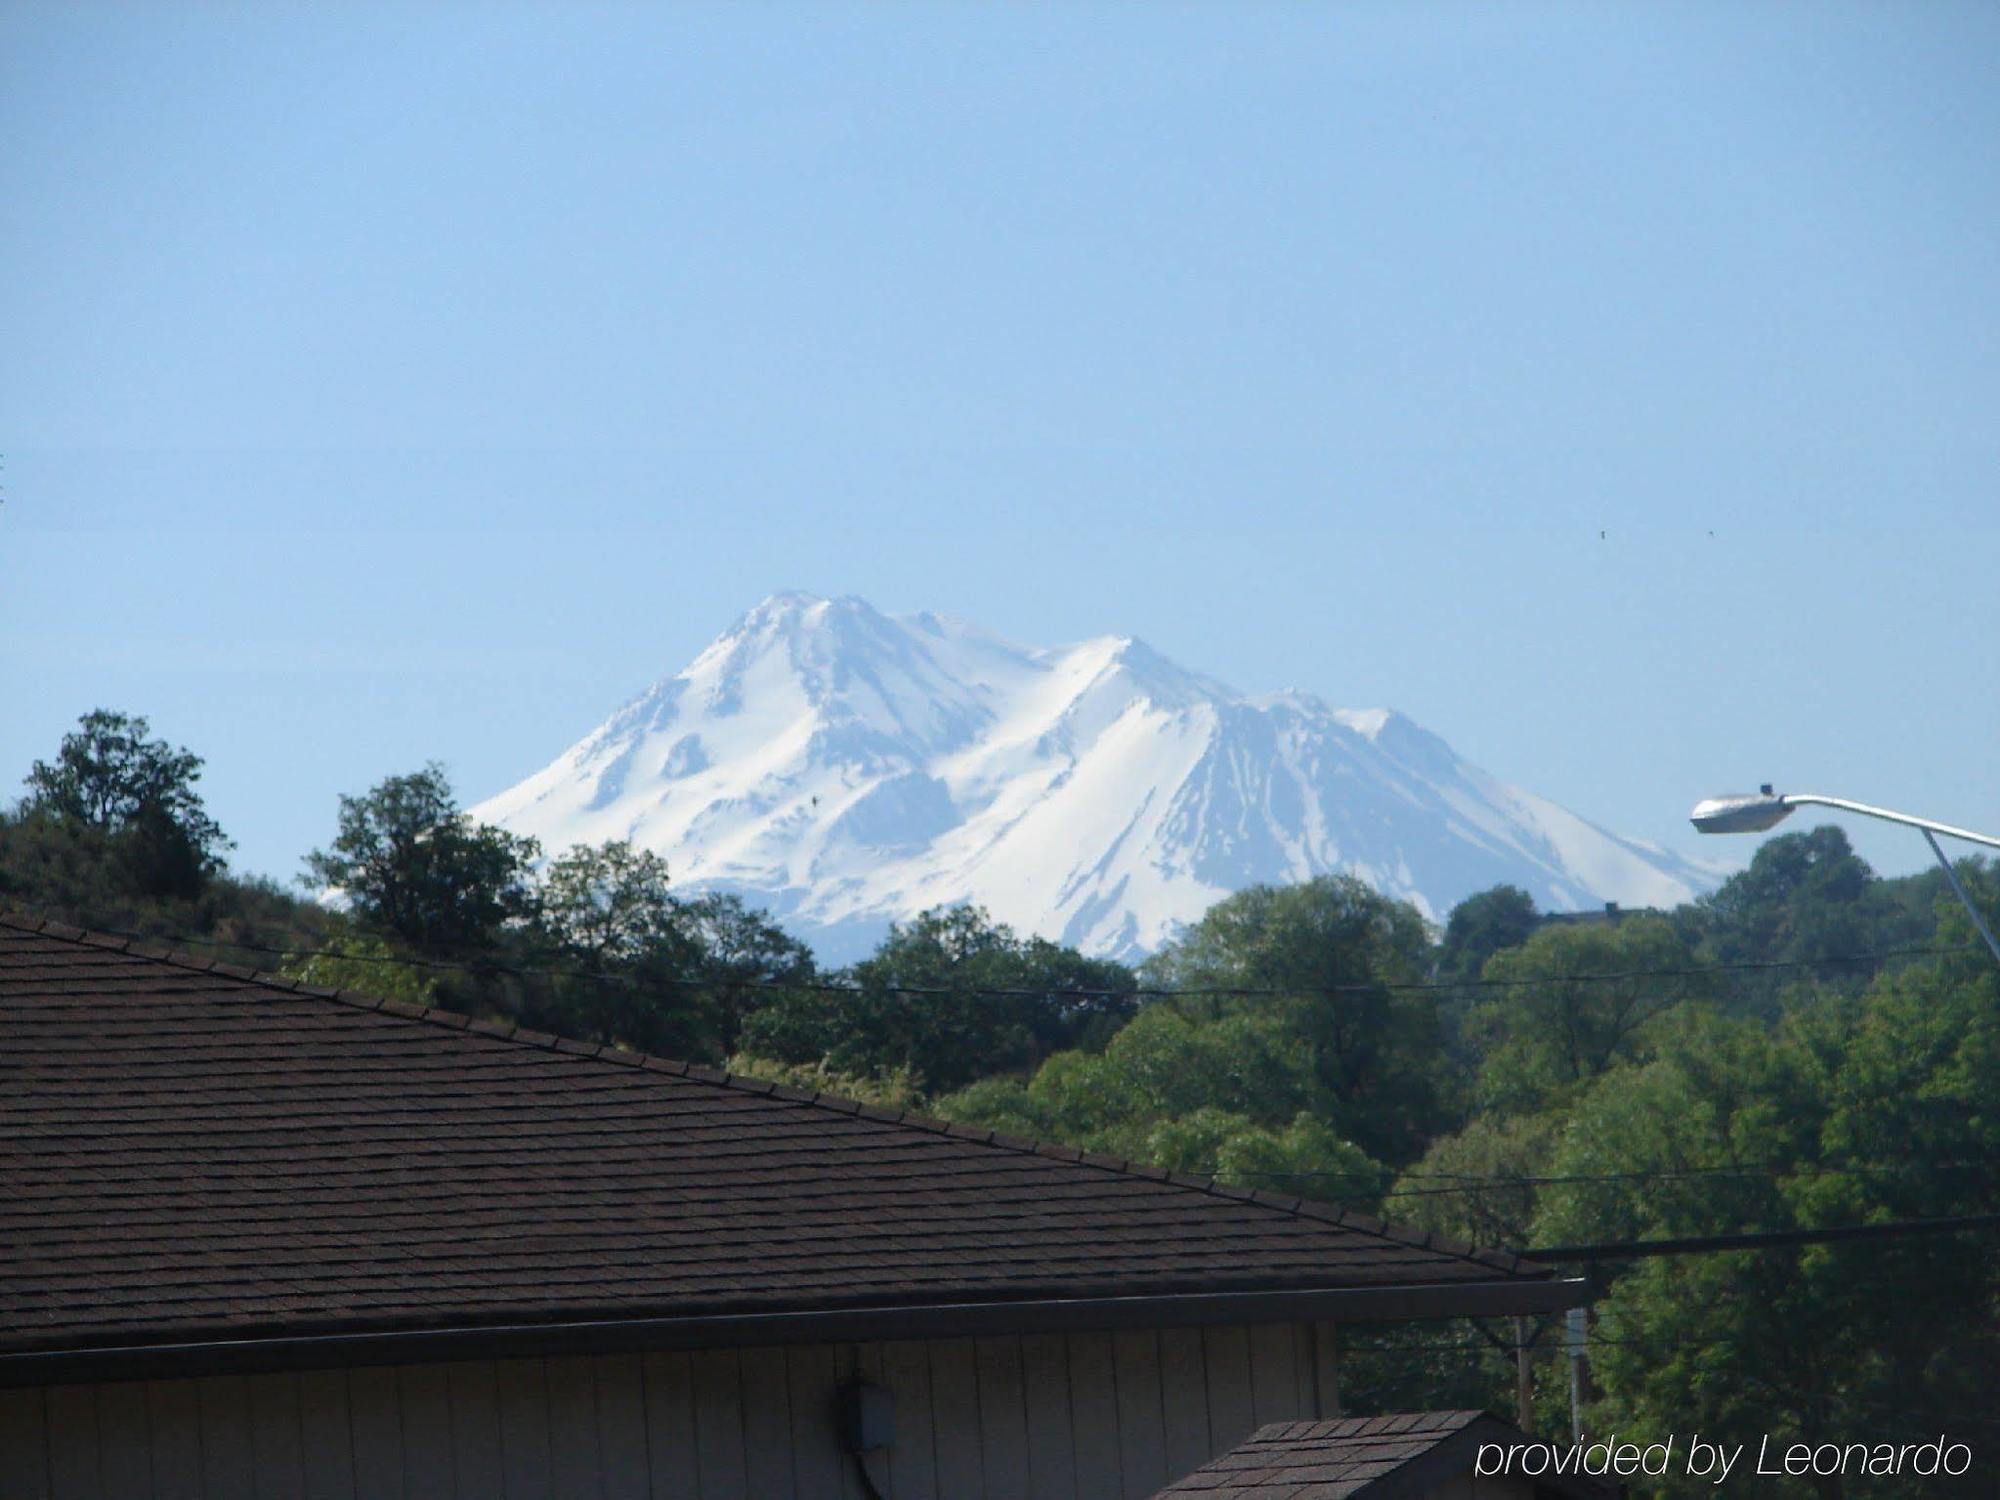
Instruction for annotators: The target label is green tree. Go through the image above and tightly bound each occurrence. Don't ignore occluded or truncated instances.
[938,1004,1388,1207]
[1686,827,1940,1017]
[523,846,817,1060]
[1537,943,2000,1500]
[669,890,818,1054]
[739,905,1133,1093]
[536,841,682,963]
[301,763,539,950]
[1391,1110,1563,1252]
[1143,876,1446,1162]
[23,709,231,895]
[1437,884,1539,986]
[1467,914,1705,1116]
[280,928,441,1009]
[722,1053,923,1111]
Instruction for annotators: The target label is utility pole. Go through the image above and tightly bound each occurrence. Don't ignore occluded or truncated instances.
[1513,1315,1534,1433]
[1565,1305,1589,1444]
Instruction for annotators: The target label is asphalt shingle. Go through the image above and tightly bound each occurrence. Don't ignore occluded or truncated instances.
[0,912,1554,1357]
[1152,1411,1621,1498]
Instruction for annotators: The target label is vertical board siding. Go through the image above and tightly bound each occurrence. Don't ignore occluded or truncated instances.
[246,1373,307,1500]
[973,1338,1030,1498]
[344,1367,405,1500]
[0,1387,51,1500]
[196,1376,256,1500]
[1155,1328,1211,1484]
[1292,1325,1316,1416]
[493,1359,555,1500]
[15,1319,1334,1500]
[737,1347,795,1500]
[543,1357,605,1500]
[1310,1321,1341,1417]
[783,1342,845,1500]
[93,1381,152,1497]
[1016,1334,1076,1500]
[687,1349,748,1500]
[876,1340,939,1500]
[43,1385,100,1500]
[1197,1326,1255,1454]
[639,1352,700,1499]
[300,1369,358,1500]
[1111,1332,1169,1498]
[593,1354,651,1500]
[395,1365,455,1499]
[146,1380,204,1500]
[924,1338,983,1500]
[1246,1323,1304,1427]
[445,1361,504,1500]
[1064,1332,1123,1500]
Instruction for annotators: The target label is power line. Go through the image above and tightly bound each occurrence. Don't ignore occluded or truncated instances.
[1232,1154,2000,1196]
[1526,1212,2000,1262]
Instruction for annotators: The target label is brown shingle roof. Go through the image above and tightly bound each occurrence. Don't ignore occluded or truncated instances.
[0,912,1568,1366]
[1152,1411,1620,1499]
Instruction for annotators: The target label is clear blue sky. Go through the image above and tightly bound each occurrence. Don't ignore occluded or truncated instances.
[4,2,1996,892]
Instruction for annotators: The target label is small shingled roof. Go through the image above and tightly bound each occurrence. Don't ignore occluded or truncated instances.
[1152,1411,1621,1499]
[0,911,1575,1374]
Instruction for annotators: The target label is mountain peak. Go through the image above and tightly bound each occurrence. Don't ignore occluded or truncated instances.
[471,598,1718,961]
[730,590,887,634]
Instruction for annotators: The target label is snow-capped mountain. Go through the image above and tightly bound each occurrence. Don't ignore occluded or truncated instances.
[470,593,1721,962]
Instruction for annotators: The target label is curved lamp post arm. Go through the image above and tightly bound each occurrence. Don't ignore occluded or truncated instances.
[1691,788,2000,970]
[1780,796,2000,969]
[1778,794,2000,854]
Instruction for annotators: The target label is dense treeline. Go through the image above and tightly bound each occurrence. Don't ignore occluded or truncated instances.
[6,709,1997,1496]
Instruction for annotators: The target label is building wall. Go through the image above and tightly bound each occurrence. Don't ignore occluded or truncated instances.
[1420,1478,1543,1500]
[0,1319,1339,1500]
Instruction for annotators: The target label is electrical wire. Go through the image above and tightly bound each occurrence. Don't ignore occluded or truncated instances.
[1526,1212,2000,1262]
[1232,1154,2000,1194]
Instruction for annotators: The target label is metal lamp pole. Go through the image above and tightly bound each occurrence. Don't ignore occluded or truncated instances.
[1689,787,2000,969]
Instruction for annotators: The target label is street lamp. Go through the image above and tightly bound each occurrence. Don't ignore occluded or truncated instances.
[1690,786,2000,968]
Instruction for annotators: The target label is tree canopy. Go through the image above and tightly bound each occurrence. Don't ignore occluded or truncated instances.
[1142,875,1448,1163]
[22,709,232,896]
[739,904,1134,1093]
[300,763,540,951]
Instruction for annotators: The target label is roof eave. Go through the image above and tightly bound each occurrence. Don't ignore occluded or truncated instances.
[0,1277,1590,1388]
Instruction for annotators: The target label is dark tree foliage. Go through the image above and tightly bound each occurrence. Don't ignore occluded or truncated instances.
[0,805,333,956]
[22,709,232,896]
[1466,913,1707,1116]
[1437,883,1539,986]
[1433,883,1542,1086]
[1143,876,1447,1164]
[301,763,540,951]
[513,842,818,1061]
[740,905,1137,1093]
[3,711,328,957]
[669,890,819,1055]
[1682,827,1942,1016]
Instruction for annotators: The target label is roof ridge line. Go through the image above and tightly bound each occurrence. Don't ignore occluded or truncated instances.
[0,907,1535,1277]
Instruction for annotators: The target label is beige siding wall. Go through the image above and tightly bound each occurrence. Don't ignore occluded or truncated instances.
[0,1320,1340,1500]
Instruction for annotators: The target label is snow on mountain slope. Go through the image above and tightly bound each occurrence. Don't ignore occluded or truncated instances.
[469,593,1723,961]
